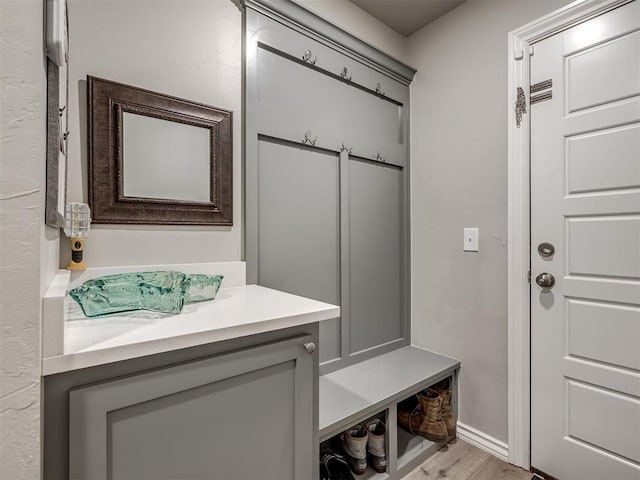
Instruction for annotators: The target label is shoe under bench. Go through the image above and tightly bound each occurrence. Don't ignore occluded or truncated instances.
[319,346,460,479]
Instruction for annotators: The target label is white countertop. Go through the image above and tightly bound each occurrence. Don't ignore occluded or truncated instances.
[42,265,339,375]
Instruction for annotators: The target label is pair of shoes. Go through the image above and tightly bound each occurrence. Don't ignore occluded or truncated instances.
[320,453,355,480]
[397,386,456,443]
[340,418,387,474]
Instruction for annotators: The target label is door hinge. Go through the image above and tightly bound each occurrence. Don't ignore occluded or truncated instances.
[515,87,527,128]
[527,270,531,283]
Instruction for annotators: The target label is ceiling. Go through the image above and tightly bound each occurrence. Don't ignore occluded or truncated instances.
[348,0,465,36]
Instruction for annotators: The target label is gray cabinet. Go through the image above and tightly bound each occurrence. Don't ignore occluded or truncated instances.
[67,335,315,480]
[245,0,415,373]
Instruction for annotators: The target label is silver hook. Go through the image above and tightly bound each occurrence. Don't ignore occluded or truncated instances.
[375,151,387,163]
[340,141,353,154]
[60,131,69,155]
[302,50,317,65]
[340,67,352,81]
[302,130,317,146]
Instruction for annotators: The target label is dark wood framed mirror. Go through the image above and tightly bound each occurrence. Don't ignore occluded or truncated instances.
[87,76,232,225]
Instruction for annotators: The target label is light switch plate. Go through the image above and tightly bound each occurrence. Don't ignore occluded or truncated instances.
[464,228,479,252]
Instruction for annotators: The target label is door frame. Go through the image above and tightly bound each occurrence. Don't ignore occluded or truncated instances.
[506,0,634,469]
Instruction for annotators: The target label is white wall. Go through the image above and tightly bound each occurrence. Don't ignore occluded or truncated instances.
[293,0,410,64]
[0,0,58,477]
[408,0,571,443]
[65,0,243,268]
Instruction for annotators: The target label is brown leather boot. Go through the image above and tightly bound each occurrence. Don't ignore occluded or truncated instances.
[397,403,423,435]
[397,390,448,443]
[432,387,456,442]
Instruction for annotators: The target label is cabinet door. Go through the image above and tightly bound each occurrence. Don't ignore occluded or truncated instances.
[69,335,315,480]
[257,139,341,366]
[348,159,405,355]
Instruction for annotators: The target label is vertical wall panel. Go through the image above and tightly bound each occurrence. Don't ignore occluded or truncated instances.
[258,140,341,363]
[349,160,403,354]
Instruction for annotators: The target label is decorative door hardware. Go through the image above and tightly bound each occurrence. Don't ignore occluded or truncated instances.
[530,79,552,94]
[340,67,352,81]
[302,130,317,146]
[301,49,317,65]
[515,87,527,128]
[530,91,552,105]
[529,78,552,105]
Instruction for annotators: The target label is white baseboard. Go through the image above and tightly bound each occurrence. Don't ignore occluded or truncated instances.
[456,422,509,463]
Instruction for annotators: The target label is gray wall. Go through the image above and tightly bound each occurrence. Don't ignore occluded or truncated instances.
[62,0,404,269]
[0,0,59,477]
[408,0,571,443]
[65,0,243,267]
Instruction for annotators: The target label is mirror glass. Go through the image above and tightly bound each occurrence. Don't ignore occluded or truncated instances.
[122,113,210,203]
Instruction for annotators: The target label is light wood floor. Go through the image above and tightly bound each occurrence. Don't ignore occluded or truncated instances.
[401,440,532,480]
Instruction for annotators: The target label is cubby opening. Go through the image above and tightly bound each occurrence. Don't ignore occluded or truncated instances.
[320,411,390,480]
[395,376,454,471]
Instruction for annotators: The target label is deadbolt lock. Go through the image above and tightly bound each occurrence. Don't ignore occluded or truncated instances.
[538,242,555,257]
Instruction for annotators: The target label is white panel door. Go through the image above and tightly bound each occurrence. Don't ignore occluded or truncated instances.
[530,2,640,479]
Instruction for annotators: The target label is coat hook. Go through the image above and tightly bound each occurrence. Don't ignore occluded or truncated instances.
[60,131,69,155]
[302,50,317,65]
[375,82,385,96]
[302,130,317,146]
[340,141,353,154]
[340,67,352,81]
[375,151,387,163]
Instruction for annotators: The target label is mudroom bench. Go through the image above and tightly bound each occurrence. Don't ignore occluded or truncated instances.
[319,346,460,479]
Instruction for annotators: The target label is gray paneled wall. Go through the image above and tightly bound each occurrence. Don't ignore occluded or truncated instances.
[348,159,404,355]
[245,1,414,372]
[257,140,342,363]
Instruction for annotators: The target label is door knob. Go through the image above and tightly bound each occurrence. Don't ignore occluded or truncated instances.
[535,272,555,288]
[304,342,316,354]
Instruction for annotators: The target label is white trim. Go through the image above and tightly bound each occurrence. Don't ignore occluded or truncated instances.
[506,0,632,470]
[457,422,509,464]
